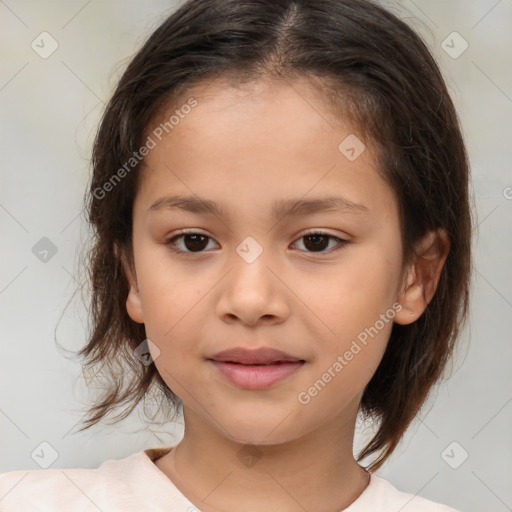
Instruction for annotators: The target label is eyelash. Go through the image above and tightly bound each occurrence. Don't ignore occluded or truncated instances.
[164,229,349,256]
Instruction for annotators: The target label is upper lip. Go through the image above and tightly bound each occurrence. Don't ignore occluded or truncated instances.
[209,347,304,364]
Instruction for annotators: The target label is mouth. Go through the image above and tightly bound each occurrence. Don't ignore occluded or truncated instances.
[208,347,306,390]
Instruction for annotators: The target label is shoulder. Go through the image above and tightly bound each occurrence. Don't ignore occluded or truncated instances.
[0,450,146,512]
[351,474,461,512]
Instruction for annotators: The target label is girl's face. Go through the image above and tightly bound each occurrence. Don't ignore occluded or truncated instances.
[123,76,414,445]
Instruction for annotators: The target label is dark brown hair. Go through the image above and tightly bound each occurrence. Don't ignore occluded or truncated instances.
[76,0,472,471]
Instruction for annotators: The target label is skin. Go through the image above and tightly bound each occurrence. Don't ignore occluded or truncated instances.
[120,76,449,512]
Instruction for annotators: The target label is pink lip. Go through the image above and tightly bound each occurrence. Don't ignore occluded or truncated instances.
[208,347,305,390]
[210,360,304,390]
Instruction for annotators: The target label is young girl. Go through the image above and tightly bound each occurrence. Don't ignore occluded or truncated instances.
[0,0,471,510]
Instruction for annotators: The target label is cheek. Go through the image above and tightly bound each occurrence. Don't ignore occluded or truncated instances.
[296,241,402,337]
[296,319,393,423]
[294,241,401,391]
[135,247,202,332]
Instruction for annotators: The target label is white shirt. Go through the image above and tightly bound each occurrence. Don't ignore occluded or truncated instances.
[0,447,460,511]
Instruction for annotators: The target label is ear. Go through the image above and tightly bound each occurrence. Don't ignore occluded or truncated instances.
[115,243,145,324]
[394,229,450,325]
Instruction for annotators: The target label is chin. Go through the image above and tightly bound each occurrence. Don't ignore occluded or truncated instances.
[213,410,310,447]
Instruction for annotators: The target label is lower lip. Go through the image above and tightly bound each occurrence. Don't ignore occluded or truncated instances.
[209,360,305,390]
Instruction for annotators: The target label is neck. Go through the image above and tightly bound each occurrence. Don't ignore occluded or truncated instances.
[156,398,370,512]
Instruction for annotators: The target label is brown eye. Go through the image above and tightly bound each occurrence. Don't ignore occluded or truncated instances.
[166,232,217,253]
[292,232,348,254]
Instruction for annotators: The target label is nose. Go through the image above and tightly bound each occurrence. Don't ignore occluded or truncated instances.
[216,248,290,327]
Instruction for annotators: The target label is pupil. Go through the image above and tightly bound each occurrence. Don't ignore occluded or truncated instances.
[305,234,328,252]
[184,234,208,252]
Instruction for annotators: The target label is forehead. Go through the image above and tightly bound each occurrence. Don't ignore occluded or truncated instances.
[153,74,350,139]
[135,75,398,227]
[142,75,364,178]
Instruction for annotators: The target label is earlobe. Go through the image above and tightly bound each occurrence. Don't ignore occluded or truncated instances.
[394,229,450,325]
[116,243,145,324]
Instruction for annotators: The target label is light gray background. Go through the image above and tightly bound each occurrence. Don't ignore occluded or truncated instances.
[1,1,511,511]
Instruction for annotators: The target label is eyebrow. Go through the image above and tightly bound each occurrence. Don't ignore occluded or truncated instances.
[149,194,370,220]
